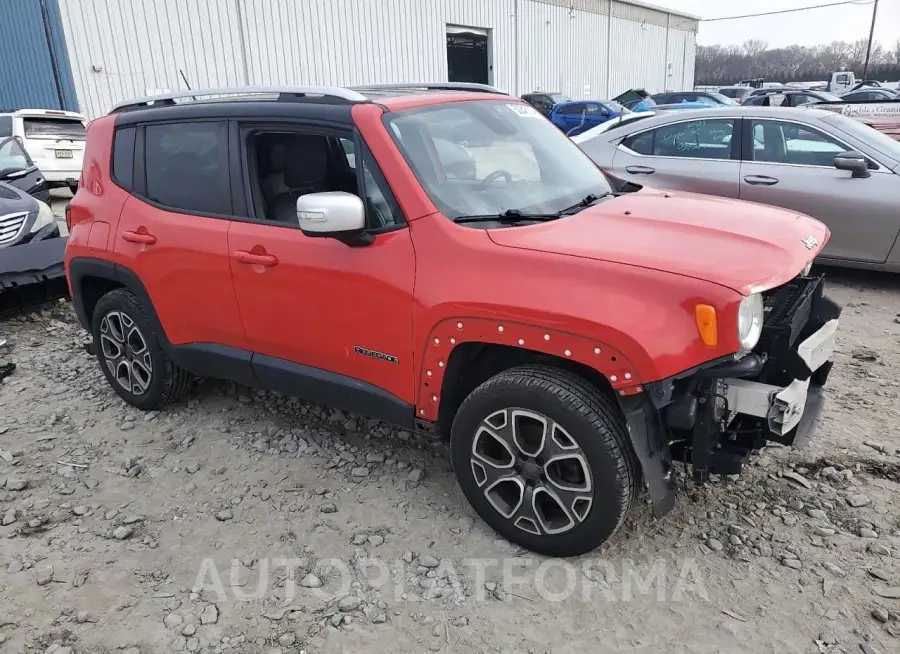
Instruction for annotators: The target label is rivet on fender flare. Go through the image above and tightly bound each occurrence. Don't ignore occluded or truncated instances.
[517,338,525,346]
[564,349,571,357]
[611,375,618,382]
[594,347,601,355]
[498,325,504,333]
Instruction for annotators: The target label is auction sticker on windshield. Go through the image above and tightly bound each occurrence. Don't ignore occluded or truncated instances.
[506,103,543,118]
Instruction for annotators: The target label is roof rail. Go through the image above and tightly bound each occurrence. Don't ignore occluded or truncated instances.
[349,82,508,95]
[110,86,369,113]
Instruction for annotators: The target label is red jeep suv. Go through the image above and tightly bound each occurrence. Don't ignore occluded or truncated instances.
[65,83,841,557]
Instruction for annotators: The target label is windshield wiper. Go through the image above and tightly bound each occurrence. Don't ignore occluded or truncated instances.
[556,192,612,216]
[453,209,560,225]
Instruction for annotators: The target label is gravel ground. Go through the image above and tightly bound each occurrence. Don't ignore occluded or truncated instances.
[0,268,899,654]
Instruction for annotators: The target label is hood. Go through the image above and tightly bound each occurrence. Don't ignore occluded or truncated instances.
[487,188,829,295]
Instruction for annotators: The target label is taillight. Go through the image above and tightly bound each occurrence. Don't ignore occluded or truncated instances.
[65,205,72,231]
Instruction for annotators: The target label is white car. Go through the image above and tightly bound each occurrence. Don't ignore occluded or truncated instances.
[569,111,657,145]
[0,109,86,193]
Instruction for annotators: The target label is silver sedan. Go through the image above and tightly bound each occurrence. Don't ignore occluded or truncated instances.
[575,106,900,272]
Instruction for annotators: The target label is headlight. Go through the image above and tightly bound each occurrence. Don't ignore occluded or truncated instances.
[30,200,54,233]
[737,293,764,350]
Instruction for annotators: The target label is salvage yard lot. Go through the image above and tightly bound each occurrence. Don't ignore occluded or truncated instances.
[0,269,899,653]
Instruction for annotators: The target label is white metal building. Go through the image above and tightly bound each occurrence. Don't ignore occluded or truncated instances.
[55,0,698,118]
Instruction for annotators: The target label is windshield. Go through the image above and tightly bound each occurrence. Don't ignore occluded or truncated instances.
[815,92,842,101]
[823,113,900,162]
[718,88,748,98]
[22,117,86,140]
[384,101,613,220]
[605,101,629,114]
[550,94,569,103]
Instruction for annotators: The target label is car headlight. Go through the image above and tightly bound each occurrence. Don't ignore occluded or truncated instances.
[737,293,764,350]
[30,200,54,233]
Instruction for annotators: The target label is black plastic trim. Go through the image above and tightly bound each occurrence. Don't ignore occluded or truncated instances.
[619,394,676,518]
[171,343,256,386]
[253,354,416,428]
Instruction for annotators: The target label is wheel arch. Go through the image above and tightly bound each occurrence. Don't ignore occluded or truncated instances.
[420,317,645,435]
[68,257,168,346]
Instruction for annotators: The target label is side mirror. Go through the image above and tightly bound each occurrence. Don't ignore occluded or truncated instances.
[833,151,870,178]
[296,191,371,246]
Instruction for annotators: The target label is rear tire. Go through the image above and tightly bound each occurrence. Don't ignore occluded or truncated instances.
[450,365,638,557]
[92,289,193,410]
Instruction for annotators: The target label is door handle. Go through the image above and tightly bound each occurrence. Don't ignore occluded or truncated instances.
[233,250,278,267]
[121,230,157,245]
[625,165,656,175]
[743,175,779,186]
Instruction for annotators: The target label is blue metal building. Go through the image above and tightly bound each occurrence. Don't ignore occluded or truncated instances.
[0,0,79,111]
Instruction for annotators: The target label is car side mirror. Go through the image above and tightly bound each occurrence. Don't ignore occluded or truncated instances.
[833,151,870,178]
[296,191,372,246]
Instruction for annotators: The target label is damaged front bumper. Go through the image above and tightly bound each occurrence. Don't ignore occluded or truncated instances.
[622,273,841,518]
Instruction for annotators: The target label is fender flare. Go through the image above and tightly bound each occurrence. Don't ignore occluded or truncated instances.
[415,317,644,422]
[68,256,169,346]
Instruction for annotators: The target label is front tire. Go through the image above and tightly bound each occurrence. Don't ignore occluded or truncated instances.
[450,365,638,557]
[91,289,193,410]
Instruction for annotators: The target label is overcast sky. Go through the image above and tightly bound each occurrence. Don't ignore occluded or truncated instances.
[657,0,900,48]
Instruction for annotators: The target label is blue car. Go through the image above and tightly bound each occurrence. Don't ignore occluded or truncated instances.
[548,100,630,136]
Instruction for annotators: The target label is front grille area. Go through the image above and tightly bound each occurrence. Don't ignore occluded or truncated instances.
[756,273,839,387]
[0,212,29,246]
[763,274,821,346]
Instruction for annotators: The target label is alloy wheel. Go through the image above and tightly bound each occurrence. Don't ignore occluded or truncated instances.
[99,310,153,396]
[469,408,593,536]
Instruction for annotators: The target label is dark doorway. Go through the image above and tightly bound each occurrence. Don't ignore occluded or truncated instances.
[446,28,490,85]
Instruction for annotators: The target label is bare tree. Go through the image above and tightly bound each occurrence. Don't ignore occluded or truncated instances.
[741,39,769,58]
[695,39,900,86]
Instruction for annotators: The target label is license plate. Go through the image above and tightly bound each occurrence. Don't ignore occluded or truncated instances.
[55,150,73,158]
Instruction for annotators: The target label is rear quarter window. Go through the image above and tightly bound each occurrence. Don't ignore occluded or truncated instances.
[112,127,136,190]
[0,116,11,138]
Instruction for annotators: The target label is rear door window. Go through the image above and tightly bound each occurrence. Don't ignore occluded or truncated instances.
[557,103,584,116]
[143,121,231,215]
[624,119,735,159]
